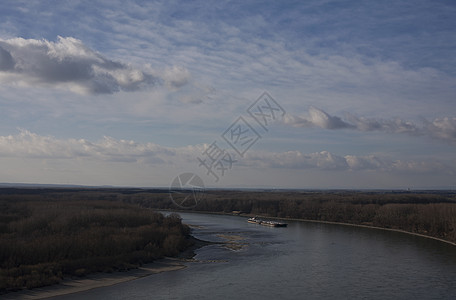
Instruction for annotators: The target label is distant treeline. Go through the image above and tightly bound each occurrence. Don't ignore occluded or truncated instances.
[0,193,190,293]
[127,190,456,244]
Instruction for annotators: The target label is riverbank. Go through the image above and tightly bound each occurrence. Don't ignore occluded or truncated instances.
[0,198,193,293]
[2,235,213,300]
[30,208,454,300]
[148,189,456,245]
[6,209,455,299]
[2,259,186,300]
[162,208,456,247]
[262,215,456,247]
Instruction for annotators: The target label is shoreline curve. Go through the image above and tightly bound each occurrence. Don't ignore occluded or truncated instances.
[3,259,187,300]
[162,209,456,247]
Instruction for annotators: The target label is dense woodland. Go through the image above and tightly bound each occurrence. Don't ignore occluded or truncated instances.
[1,188,455,293]
[0,191,191,293]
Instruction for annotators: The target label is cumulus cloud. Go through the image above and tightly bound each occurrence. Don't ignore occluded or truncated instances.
[284,106,352,129]
[0,130,453,175]
[0,36,161,94]
[163,65,191,89]
[344,155,386,170]
[345,114,421,135]
[244,150,349,170]
[0,129,200,164]
[425,117,456,142]
[285,106,456,144]
[244,150,454,174]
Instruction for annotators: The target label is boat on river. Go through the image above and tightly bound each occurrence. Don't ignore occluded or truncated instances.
[247,217,287,227]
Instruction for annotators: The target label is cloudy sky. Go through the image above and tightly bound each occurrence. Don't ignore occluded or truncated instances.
[0,0,455,189]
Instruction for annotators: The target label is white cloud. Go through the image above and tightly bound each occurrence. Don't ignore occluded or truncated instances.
[163,65,190,89]
[1,130,453,176]
[344,155,385,171]
[0,129,201,164]
[243,150,348,170]
[285,106,456,144]
[426,117,456,142]
[244,149,455,175]
[345,114,422,135]
[0,36,160,94]
[284,106,352,129]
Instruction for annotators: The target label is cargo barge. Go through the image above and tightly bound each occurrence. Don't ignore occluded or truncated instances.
[247,217,287,227]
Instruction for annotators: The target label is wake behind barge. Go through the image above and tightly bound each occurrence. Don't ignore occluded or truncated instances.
[247,217,288,227]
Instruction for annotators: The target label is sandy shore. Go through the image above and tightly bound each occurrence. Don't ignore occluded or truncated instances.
[216,234,247,251]
[2,235,214,300]
[3,259,186,300]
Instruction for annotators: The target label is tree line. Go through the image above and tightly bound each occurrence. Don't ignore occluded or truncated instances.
[128,190,456,244]
[0,192,190,293]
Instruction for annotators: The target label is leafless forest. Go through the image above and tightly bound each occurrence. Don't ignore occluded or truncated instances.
[1,188,455,293]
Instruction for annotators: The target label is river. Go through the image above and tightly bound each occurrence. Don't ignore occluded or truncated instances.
[52,211,456,299]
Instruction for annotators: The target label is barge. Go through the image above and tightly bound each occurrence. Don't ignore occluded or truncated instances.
[247,217,287,227]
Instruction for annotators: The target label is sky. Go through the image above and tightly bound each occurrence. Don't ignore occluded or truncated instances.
[0,0,455,189]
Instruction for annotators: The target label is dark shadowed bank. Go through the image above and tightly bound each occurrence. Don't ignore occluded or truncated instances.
[2,238,213,300]
[3,259,186,300]
[0,191,211,296]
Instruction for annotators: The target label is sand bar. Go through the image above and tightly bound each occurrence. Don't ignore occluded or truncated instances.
[3,259,186,300]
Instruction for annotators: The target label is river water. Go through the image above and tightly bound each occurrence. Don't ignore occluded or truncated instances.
[53,211,456,299]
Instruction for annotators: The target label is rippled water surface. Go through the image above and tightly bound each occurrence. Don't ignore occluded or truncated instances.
[53,212,456,299]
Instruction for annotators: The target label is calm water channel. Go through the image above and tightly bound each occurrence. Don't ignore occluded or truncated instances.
[52,211,456,299]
